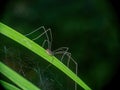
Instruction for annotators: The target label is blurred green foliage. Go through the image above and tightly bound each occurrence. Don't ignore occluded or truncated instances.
[0,0,119,90]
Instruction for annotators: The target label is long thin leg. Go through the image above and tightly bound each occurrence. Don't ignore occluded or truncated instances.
[25,26,45,36]
[53,47,69,63]
[36,63,43,87]
[18,58,26,76]
[54,51,77,90]
[69,57,78,90]
[25,26,52,51]
[30,29,51,41]
[43,28,52,50]
[54,51,70,67]
[54,51,68,63]
[54,51,77,75]
[42,40,50,48]
[66,54,78,90]
[53,47,69,53]
[17,53,26,76]
[54,51,78,74]
[53,47,69,62]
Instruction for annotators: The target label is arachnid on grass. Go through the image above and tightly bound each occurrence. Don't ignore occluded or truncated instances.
[0,22,92,90]
[25,26,78,90]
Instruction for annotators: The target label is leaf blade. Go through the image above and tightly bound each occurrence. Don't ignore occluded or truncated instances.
[0,22,92,90]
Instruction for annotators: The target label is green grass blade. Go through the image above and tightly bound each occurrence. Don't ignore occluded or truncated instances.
[0,22,92,90]
[0,80,21,90]
[0,62,40,90]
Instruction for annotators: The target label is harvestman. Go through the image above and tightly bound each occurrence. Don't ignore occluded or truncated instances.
[25,26,78,90]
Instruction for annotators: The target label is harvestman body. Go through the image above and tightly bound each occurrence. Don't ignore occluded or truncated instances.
[25,26,78,90]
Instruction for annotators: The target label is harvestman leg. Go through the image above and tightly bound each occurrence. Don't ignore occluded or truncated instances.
[25,26,45,40]
[35,62,44,88]
[15,52,26,77]
[53,47,70,66]
[54,50,78,74]
[25,26,52,76]
[26,27,54,72]
[53,47,69,62]
[43,39,78,90]
[25,26,52,48]
[53,47,75,69]
[21,27,53,88]
[18,58,26,76]
[54,51,78,90]
[25,26,53,53]
[40,28,52,50]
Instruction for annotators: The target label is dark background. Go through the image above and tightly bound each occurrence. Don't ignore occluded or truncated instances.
[0,0,120,90]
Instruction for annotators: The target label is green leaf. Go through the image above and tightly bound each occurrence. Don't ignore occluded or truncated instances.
[0,80,21,90]
[0,22,92,90]
[0,62,40,90]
